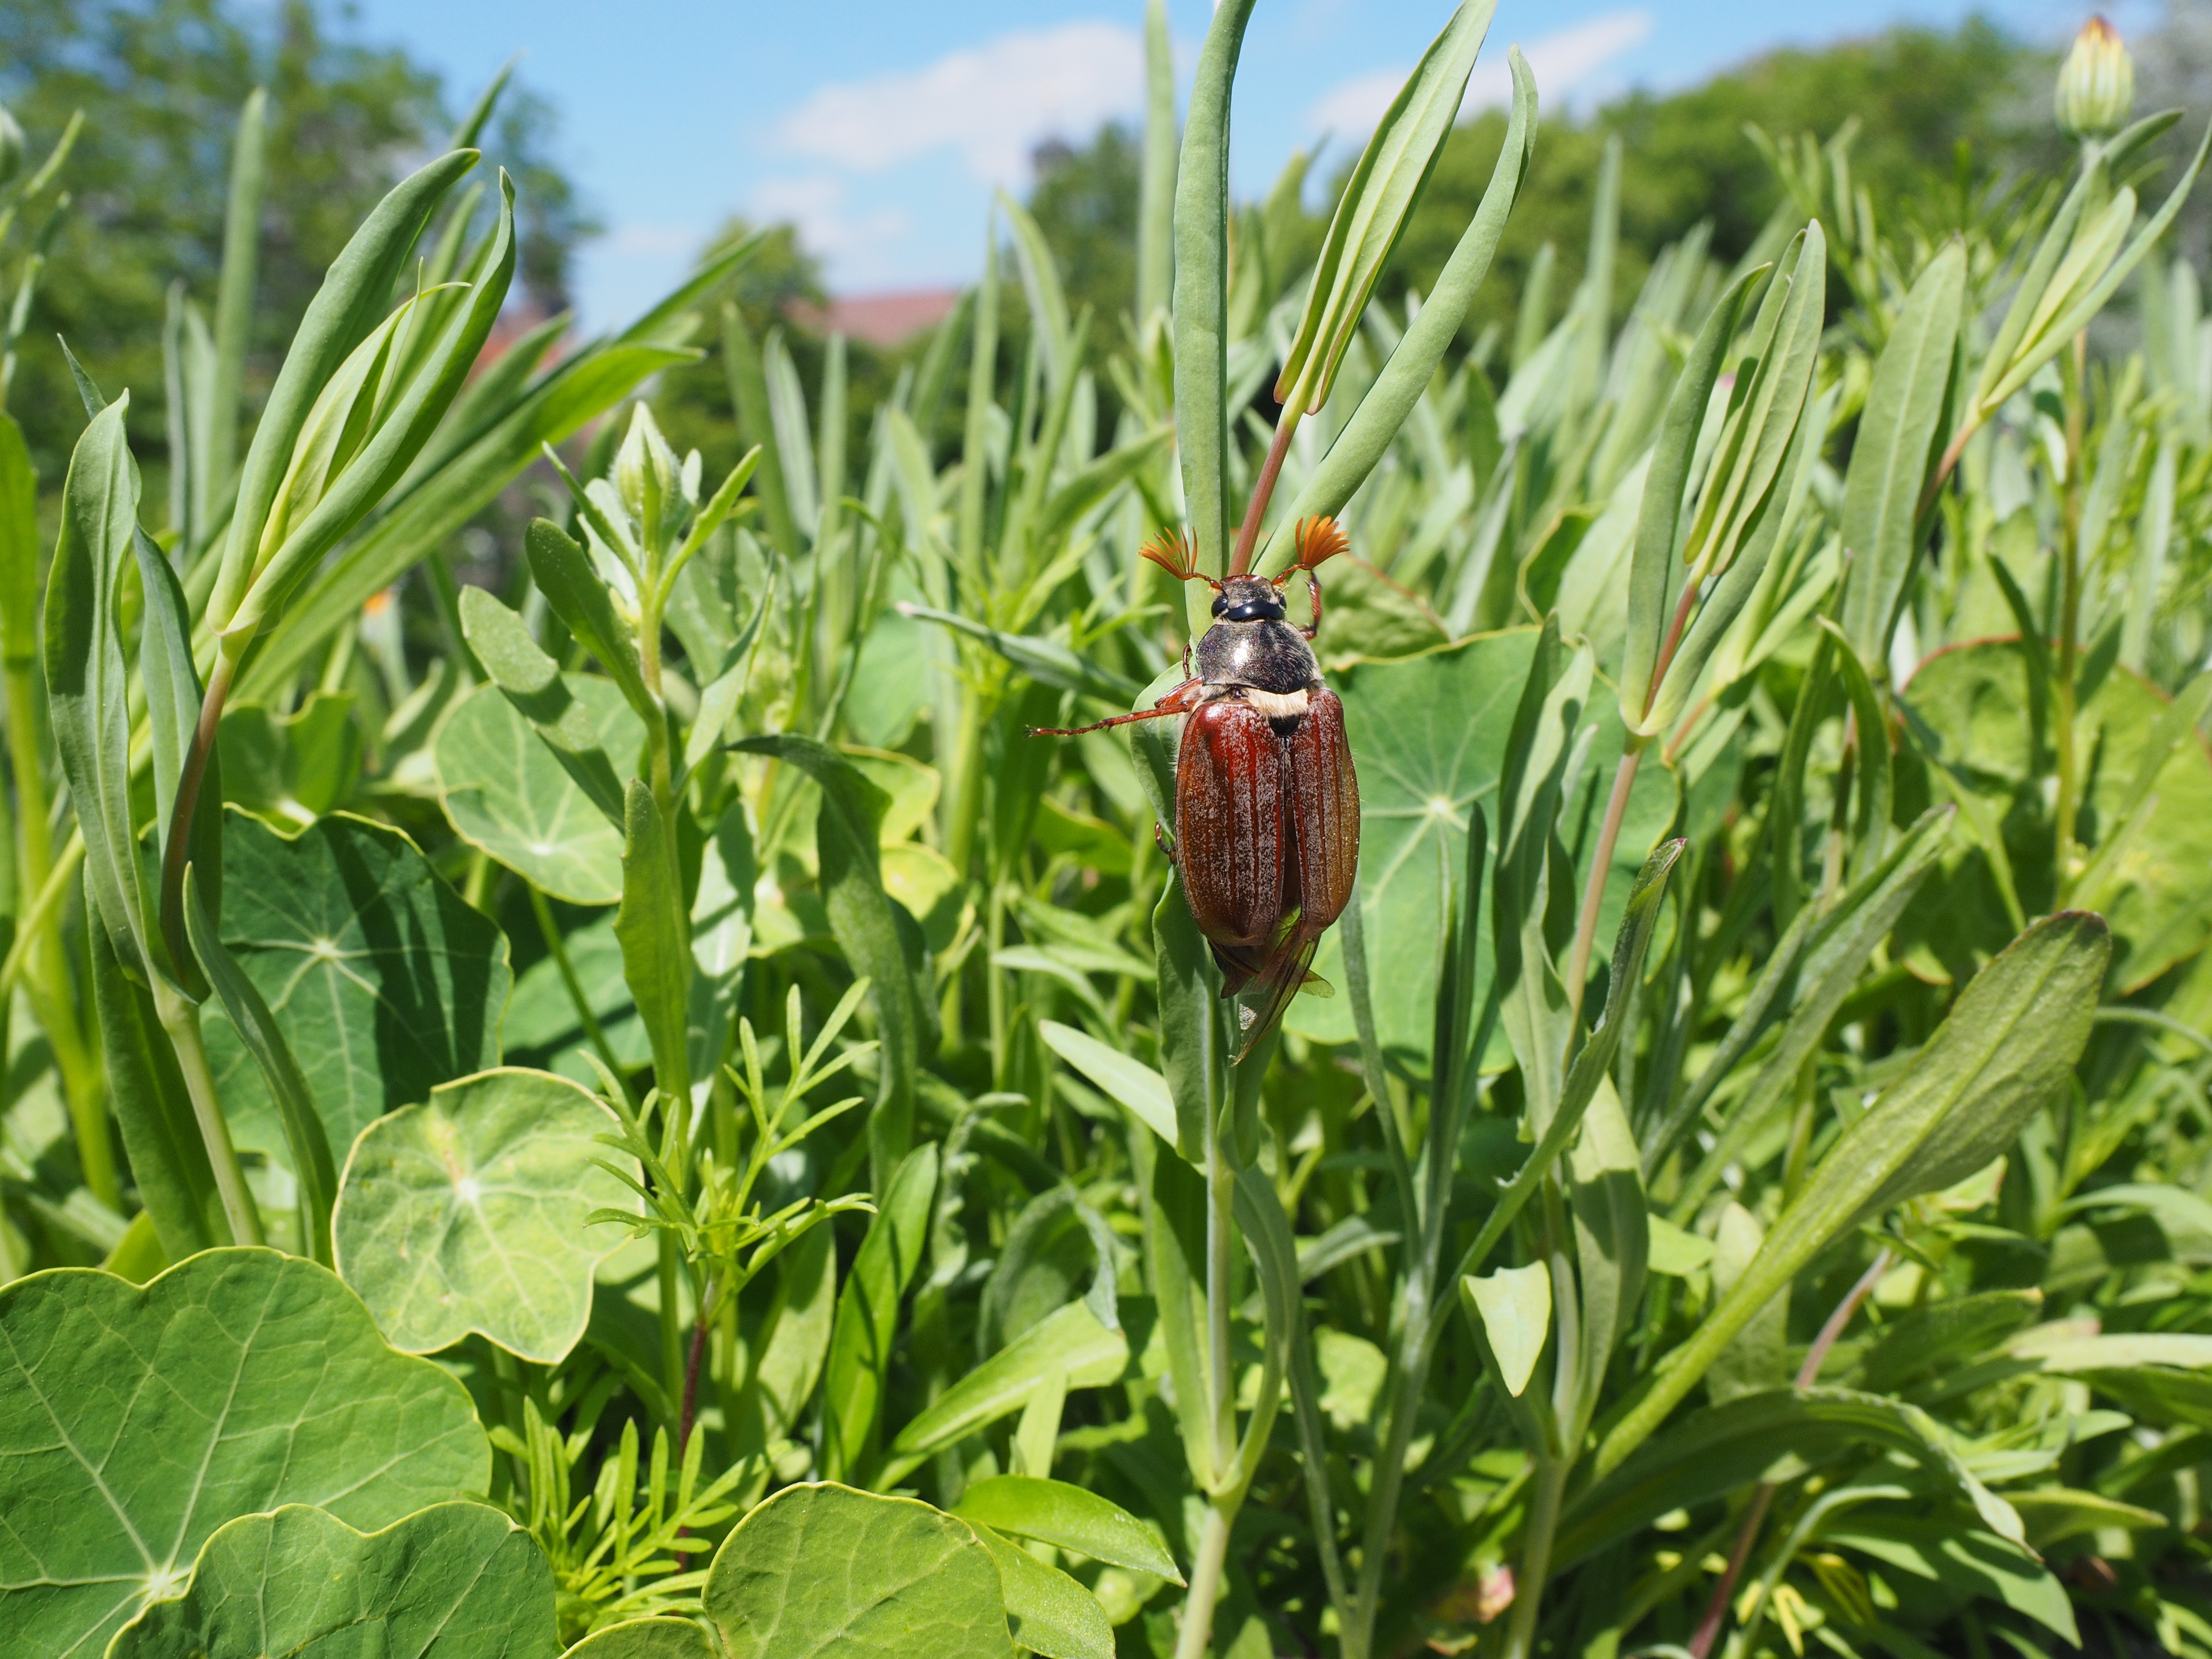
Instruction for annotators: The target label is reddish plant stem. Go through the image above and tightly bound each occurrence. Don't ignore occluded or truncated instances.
[1916,418,1978,528]
[1564,570,1705,1034]
[1687,1485,1775,1659]
[1229,408,1301,577]
[1684,1249,1893,1659]
[679,1309,710,1456]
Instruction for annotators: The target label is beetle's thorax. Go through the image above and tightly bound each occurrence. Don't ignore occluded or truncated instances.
[1193,616,1318,697]
[1194,576,1318,698]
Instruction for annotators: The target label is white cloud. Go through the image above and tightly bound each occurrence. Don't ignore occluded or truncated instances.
[778,21,1144,185]
[1307,11,1655,137]
[752,174,912,267]
[605,222,704,257]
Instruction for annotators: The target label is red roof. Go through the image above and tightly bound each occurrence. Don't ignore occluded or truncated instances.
[787,287,963,348]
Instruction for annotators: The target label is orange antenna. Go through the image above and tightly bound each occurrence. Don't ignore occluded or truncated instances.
[1140,526,1209,585]
[1285,516,1349,577]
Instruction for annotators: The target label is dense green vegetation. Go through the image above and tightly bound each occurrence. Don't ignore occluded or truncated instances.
[4,3,2212,1658]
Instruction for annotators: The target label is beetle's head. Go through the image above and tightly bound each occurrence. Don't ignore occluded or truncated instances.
[1212,575,1285,623]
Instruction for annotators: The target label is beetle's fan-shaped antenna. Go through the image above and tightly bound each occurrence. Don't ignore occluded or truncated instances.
[1140,526,1207,585]
[1288,516,1349,574]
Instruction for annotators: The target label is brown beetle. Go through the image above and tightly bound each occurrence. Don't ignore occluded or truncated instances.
[1035,517,1359,1059]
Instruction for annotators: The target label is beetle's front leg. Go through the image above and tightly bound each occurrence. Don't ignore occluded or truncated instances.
[1154,820,1178,859]
[1299,568,1324,640]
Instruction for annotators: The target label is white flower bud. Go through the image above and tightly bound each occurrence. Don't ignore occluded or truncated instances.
[2057,15,2134,142]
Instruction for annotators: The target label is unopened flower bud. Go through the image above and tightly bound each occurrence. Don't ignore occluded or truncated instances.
[2056,16,2134,141]
[613,403,679,525]
[0,104,24,190]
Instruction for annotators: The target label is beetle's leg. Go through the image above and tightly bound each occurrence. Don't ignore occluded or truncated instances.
[1299,568,1324,640]
[1029,677,1205,737]
[1154,821,1178,859]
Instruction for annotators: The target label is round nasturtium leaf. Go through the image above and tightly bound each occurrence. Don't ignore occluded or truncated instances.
[108,1502,555,1659]
[0,1249,488,1659]
[436,677,643,903]
[333,1067,643,1362]
[1279,629,1674,1068]
[200,809,513,1173]
[563,1617,715,1658]
[703,1482,1014,1659]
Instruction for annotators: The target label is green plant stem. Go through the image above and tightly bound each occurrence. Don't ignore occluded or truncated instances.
[943,694,986,879]
[1175,1501,1234,1659]
[530,886,635,1105]
[151,975,262,1246]
[1502,1454,1571,1659]
[1566,739,1646,1035]
[986,881,1009,1090]
[2054,337,2087,901]
[0,830,84,998]
[1205,1147,1236,1482]
[5,663,112,1205]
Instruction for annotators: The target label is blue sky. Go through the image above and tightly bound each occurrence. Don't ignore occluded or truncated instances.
[337,0,2123,333]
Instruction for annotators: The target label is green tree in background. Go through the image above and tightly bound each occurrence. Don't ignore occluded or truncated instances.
[1030,126,1142,350]
[1391,18,2041,342]
[0,0,591,475]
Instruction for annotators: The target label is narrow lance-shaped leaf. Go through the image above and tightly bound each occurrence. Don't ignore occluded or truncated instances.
[222,174,518,642]
[1977,118,2212,417]
[1592,911,2110,1484]
[1617,265,1766,726]
[954,1476,1184,1585]
[85,874,228,1259]
[139,523,221,996]
[458,584,627,823]
[823,1142,939,1480]
[1259,48,1537,575]
[1648,806,1952,1181]
[1449,839,1683,1295]
[202,85,265,542]
[184,864,334,1264]
[884,1300,1127,1481]
[45,397,160,976]
[1838,239,1965,672]
[1136,0,1177,323]
[525,516,653,726]
[1172,0,1257,587]
[1276,0,1498,415]
[244,337,697,698]
[211,147,481,634]
[1039,1020,1178,1149]
[614,780,693,1104]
